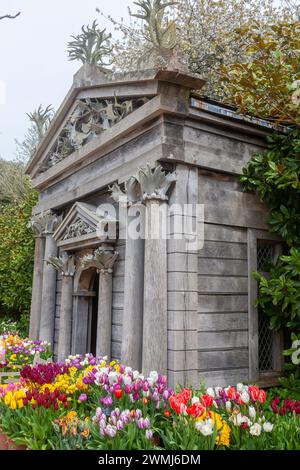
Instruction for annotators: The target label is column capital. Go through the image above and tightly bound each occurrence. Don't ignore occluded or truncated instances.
[82,247,118,274]
[110,164,176,205]
[137,163,176,202]
[110,176,142,207]
[29,210,63,236]
[47,253,76,277]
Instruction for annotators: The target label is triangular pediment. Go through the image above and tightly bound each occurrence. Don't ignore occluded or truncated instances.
[38,94,149,174]
[53,202,116,251]
[25,65,205,184]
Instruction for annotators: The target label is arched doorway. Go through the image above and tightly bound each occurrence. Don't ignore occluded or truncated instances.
[89,273,99,356]
[72,264,99,355]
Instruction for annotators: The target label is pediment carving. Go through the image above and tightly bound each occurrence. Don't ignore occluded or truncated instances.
[39,96,149,174]
[53,202,117,251]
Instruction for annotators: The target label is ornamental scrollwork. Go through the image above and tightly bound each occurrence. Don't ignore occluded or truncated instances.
[63,219,95,240]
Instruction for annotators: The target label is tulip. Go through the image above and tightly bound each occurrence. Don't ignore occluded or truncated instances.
[78,393,88,403]
[145,429,153,440]
[143,417,150,429]
[137,418,144,429]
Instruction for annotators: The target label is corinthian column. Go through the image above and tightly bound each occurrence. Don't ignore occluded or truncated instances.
[39,210,62,346]
[47,253,75,361]
[28,213,47,340]
[137,164,176,376]
[110,178,145,370]
[82,247,118,358]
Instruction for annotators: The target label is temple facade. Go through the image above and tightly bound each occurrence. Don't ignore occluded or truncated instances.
[26,64,283,388]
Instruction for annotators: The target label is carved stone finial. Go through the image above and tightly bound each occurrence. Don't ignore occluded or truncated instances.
[136,163,176,201]
[47,253,76,277]
[29,210,63,236]
[110,176,141,206]
[82,247,118,274]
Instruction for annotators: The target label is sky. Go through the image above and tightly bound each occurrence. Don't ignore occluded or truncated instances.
[0,0,135,161]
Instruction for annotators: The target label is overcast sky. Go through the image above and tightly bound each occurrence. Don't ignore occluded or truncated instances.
[0,0,135,161]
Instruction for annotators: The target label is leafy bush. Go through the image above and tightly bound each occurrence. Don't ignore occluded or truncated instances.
[0,189,37,334]
[240,131,300,380]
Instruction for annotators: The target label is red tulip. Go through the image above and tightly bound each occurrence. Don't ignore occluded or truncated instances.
[115,388,123,399]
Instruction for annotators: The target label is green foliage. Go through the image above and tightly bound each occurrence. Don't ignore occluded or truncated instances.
[240,132,300,339]
[0,159,32,205]
[0,316,19,335]
[0,406,62,450]
[221,21,300,126]
[240,131,300,245]
[67,21,113,66]
[0,188,37,335]
[15,104,53,163]
[104,0,293,98]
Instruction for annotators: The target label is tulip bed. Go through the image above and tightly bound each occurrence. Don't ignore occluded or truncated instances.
[0,335,300,450]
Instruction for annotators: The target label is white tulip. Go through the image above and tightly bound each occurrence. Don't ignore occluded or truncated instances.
[249,423,262,436]
[206,387,215,398]
[263,422,273,433]
[248,406,256,418]
[191,396,200,404]
[199,422,214,436]
[240,391,250,404]
[225,401,232,412]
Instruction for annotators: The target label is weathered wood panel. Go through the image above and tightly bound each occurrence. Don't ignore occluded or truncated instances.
[111,342,121,360]
[112,325,122,343]
[198,294,248,313]
[204,223,247,243]
[168,310,198,331]
[168,272,198,292]
[198,275,248,294]
[198,331,248,350]
[168,253,198,273]
[168,330,198,351]
[111,239,125,359]
[198,172,268,229]
[198,312,248,331]
[198,241,247,259]
[184,123,264,175]
[112,308,122,326]
[198,259,247,276]
[198,349,248,370]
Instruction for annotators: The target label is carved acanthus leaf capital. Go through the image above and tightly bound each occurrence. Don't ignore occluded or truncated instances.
[29,210,63,236]
[137,163,176,201]
[110,176,141,206]
[47,253,76,277]
[82,247,118,274]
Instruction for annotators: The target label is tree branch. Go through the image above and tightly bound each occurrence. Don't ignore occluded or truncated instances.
[0,12,21,21]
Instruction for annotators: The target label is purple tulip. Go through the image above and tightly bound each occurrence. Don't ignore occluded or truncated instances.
[143,417,150,429]
[145,429,153,440]
[117,420,124,431]
[78,393,87,403]
[105,425,117,438]
[137,418,144,430]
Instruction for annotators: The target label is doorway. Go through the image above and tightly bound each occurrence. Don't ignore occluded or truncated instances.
[89,273,99,356]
